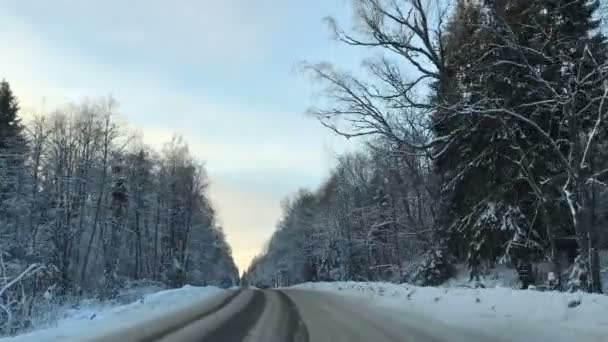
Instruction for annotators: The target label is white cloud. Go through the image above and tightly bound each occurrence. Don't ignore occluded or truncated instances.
[2,0,288,65]
[0,3,355,271]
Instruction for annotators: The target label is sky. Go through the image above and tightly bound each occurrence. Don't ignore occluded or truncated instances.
[0,0,367,272]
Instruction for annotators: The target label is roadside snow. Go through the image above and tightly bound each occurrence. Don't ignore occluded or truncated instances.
[0,285,226,342]
[601,250,608,293]
[294,281,608,342]
[442,264,521,289]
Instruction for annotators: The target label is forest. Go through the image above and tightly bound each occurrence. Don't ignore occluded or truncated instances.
[0,84,238,334]
[245,0,608,294]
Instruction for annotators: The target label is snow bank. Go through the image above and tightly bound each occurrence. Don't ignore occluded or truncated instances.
[0,285,226,342]
[442,263,521,288]
[601,250,608,293]
[23,280,166,334]
[294,281,608,342]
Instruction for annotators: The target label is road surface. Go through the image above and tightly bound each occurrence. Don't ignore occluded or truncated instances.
[86,288,504,342]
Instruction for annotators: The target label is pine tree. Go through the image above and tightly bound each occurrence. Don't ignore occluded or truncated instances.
[431,0,534,283]
[0,80,28,247]
[537,0,608,293]
[432,0,608,291]
[491,0,607,292]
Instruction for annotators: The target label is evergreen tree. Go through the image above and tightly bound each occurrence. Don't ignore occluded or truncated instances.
[487,0,608,292]
[431,0,536,284]
[432,0,607,291]
[0,80,28,247]
[0,81,22,146]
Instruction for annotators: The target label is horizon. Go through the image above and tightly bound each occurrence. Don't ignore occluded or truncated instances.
[0,0,366,271]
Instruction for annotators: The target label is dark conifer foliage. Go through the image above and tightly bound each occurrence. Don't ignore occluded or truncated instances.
[248,0,608,293]
[0,80,28,241]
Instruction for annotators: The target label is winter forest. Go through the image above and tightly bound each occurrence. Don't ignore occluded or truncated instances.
[245,0,608,294]
[0,84,238,334]
[4,0,608,338]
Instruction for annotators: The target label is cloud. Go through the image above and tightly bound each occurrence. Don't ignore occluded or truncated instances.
[1,0,288,65]
[0,3,356,271]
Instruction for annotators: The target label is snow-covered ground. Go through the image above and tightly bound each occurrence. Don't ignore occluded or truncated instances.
[442,264,522,288]
[4,279,607,341]
[294,281,608,342]
[601,250,608,293]
[0,285,226,342]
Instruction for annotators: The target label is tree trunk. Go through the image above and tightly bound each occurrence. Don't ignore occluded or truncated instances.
[134,207,141,280]
[79,164,107,290]
[541,205,562,290]
[80,114,113,293]
[153,195,161,280]
[590,247,602,293]
[573,195,602,293]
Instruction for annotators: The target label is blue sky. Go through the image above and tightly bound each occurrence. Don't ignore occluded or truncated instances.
[0,0,368,270]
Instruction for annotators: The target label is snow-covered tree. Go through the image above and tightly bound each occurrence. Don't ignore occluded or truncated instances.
[0,84,239,336]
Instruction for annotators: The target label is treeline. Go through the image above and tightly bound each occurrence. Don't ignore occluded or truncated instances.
[244,145,438,287]
[0,82,238,334]
[245,0,608,293]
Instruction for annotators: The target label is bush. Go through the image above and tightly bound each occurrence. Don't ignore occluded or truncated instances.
[409,249,454,286]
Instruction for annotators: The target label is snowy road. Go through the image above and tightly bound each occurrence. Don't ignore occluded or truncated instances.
[4,282,606,342]
[284,289,501,342]
[85,288,509,342]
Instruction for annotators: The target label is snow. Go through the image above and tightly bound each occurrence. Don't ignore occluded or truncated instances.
[601,250,608,294]
[0,285,226,342]
[442,263,522,288]
[293,281,608,342]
